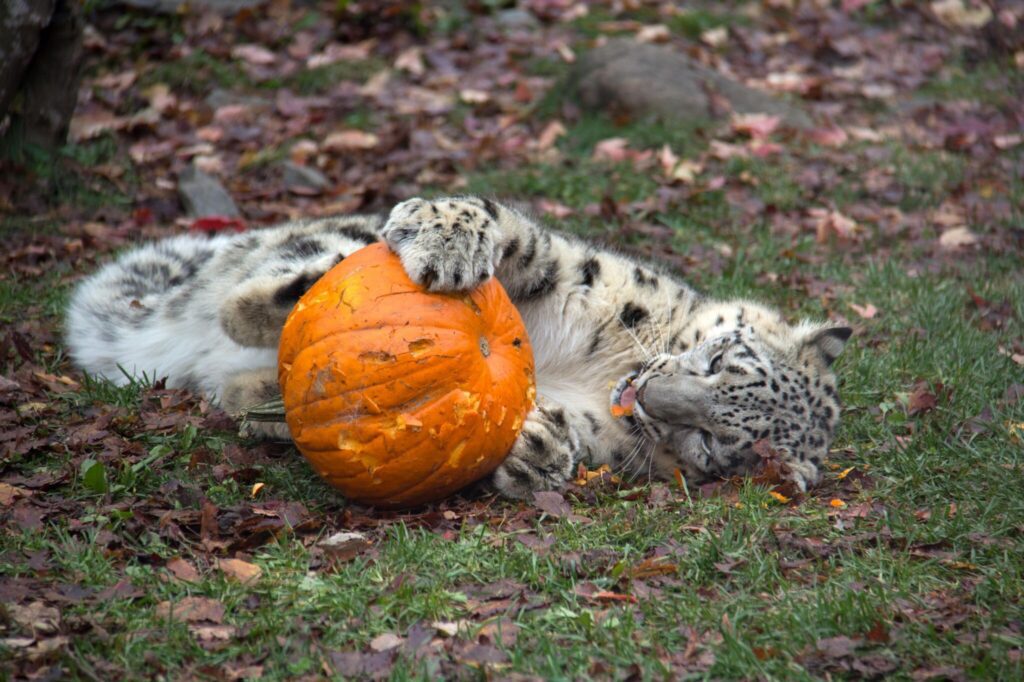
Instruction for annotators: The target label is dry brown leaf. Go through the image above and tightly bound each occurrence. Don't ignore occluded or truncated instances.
[731,113,781,140]
[323,130,380,152]
[217,558,262,584]
[369,633,404,652]
[592,137,630,163]
[537,121,567,151]
[166,557,201,583]
[394,46,425,76]
[156,596,225,623]
[231,44,276,65]
[636,24,671,43]
[938,227,978,250]
[318,531,372,562]
[850,302,878,319]
[700,26,729,47]
[810,209,858,243]
[0,482,31,507]
[931,0,992,28]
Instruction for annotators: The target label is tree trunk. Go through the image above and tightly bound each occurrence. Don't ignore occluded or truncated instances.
[0,0,84,151]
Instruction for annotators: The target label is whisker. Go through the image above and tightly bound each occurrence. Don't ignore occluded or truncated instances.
[618,317,652,360]
[618,439,646,476]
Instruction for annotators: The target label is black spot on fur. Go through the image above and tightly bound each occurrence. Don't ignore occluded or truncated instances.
[588,329,603,355]
[632,267,659,288]
[481,198,499,220]
[420,265,438,288]
[518,260,559,301]
[548,408,567,429]
[620,302,649,329]
[332,225,379,245]
[282,237,326,259]
[273,273,318,305]
[518,234,537,269]
[502,238,520,261]
[580,257,601,287]
[524,432,545,453]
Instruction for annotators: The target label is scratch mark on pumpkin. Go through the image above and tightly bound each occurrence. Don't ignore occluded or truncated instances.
[358,350,397,363]
[407,338,435,356]
[446,439,469,466]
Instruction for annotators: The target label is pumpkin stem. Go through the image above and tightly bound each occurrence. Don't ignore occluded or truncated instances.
[240,396,288,423]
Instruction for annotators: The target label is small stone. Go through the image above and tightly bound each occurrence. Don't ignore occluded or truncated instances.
[568,40,811,128]
[283,161,329,194]
[178,164,240,218]
[495,9,540,30]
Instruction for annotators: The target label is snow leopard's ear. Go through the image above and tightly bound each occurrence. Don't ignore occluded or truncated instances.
[799,326,852,367]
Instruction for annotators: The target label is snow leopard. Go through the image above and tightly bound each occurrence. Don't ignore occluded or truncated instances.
[66,196,851,499]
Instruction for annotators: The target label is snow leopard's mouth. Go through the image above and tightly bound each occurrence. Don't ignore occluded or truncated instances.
[610,371,640,418]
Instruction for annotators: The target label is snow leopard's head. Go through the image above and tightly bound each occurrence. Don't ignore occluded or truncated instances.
[611,302,851,490]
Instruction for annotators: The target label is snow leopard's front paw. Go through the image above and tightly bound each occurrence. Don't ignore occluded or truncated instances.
[490,404,580,500]
[382,197,500,292]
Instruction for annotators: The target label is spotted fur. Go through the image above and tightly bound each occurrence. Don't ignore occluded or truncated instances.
[67,197,850,499]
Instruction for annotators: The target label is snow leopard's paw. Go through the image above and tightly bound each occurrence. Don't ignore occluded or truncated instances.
[382,197,501,292]
[491,404,580,500]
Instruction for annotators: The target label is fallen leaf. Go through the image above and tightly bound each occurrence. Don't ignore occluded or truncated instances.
[592,137,630,163]
[850,302,878,319]
[938,227,978,250]
[166,557,201,583]
[10,601,60,635]
[537,121,567,150]
[217,558,261,584]
[532,490,571,518]
[907,383,939,415]
[931,0,992,28]
[0,483,31,507]
[732,113,781,140]
[231,44,276,65]
[636,24,671,43]
[816,635,859,657]
[318,531,371,562]
[323,130,380,152]
[700,26,729,47]
[156,596,225,623]
[810,208,858,243]
[369,632,404,652]
[394,46,424,76]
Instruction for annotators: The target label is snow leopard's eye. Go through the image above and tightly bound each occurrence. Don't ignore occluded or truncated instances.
[709,353,724,374]
[699,430,714,455]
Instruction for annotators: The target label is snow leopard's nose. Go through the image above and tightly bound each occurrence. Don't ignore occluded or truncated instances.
[637,376,708,425]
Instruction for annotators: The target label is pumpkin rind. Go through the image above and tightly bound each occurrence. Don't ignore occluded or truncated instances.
[278,242,535,507]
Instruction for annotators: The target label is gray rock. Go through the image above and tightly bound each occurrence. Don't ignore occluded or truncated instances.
[120,0,263,14]
[569,39,811,128]
[283,161,329,193]
[178,164,239,217]
[204,88,270,112]
[495,8,540,31]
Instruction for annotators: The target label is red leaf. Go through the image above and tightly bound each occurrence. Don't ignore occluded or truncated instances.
[190,216,247,233]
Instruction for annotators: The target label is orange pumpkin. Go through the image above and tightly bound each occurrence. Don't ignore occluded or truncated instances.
[278,242,535,508]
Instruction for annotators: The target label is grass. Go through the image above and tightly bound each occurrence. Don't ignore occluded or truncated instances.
[3,31,1024,682]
